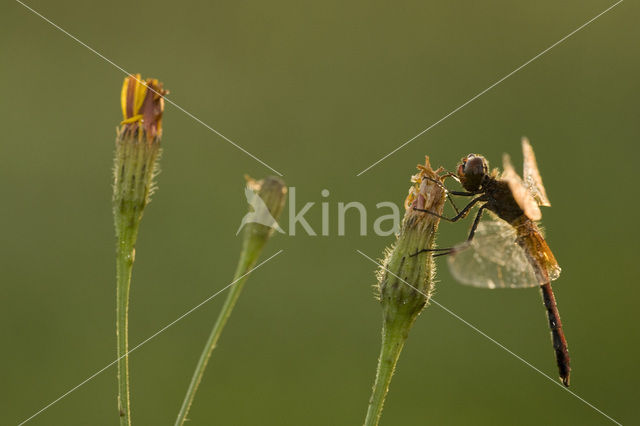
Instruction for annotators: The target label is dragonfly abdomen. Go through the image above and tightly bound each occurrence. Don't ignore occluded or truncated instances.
[514,221,570,386]
[540,281,571,386]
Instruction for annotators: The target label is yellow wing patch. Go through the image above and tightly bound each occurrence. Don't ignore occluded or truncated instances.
[522,137,551,207]
[502,153,542,221]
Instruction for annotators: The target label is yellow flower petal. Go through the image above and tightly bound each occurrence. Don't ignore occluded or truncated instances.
[121,73,147,122]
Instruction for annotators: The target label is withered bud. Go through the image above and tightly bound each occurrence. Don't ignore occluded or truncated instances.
[238,175,288,256]
[378,157,446,322]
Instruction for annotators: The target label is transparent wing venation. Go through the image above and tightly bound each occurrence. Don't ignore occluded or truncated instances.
[522,137,551,207]
[447,218,539,289]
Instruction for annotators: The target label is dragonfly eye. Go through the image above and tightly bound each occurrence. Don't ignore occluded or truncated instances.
[465,155,485,175]
[459,154,487,191]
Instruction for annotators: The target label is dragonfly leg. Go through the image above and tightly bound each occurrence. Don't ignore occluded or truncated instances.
[411,206,487,257]
[413,196,485,223]
[410,247,455,257]
[446,193,461,215]
[419,176,467,215]
[420,175,445,188]
[438,170,467,187]
[419,175,477,197]
[449,190,477,196]
[466,204,486,241]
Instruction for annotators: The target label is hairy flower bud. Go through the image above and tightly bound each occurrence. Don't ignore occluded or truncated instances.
[378,156,447,321]
[113,75,167,222]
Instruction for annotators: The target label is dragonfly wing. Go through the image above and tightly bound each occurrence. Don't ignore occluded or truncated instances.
[502,153,542,221]
[521,137,551,207]
[447,217,539,289]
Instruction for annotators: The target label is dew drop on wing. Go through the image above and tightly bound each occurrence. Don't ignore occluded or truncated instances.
[548,264,561,281]
[446,217,539,289]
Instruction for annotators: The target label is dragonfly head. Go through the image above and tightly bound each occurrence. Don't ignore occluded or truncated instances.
[458,154,488,192]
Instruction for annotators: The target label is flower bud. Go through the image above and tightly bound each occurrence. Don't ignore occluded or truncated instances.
[238,175,287,258]
[120,74,166,142]
[113,75,167,222]
[378,157,446,323]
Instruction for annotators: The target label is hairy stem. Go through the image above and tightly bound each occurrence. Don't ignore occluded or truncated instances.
[115,217,140,426]
[364,316,411,426]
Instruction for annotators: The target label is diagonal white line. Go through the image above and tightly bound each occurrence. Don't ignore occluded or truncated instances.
[17,250,284,426]
[15,0,284,177]
[356,249,623,426]
[356,0,623,176]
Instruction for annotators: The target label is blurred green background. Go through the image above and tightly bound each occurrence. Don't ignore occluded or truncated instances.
[2,0,638,424]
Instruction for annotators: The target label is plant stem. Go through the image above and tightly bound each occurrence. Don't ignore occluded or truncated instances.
[175,241,260,426]
[362,157,446,426]
[112,74,167,425]
[175,175,286,425]
[364,314,411,426]
[115,217,139,426]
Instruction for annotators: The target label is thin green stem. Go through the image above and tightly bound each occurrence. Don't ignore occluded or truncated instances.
[364,316,411,426]
[175,175,285,424]
[174,241,261,426]
[112,74,165,425]
[115,219,139,426]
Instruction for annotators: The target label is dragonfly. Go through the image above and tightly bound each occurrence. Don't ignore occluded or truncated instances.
[414,138,570,387]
